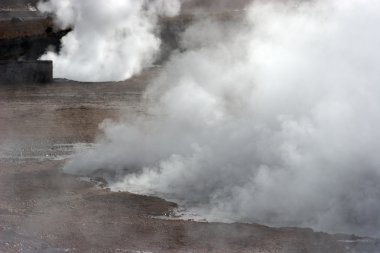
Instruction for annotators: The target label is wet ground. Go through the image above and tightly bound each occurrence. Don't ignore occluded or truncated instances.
[0,70,379,252]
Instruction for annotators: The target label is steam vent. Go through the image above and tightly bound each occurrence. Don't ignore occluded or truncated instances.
[0,9,66,83]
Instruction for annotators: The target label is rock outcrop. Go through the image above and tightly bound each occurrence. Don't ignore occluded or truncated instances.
[0,11,70,61]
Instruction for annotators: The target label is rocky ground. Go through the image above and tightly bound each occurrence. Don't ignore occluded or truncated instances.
[0,70,379,253]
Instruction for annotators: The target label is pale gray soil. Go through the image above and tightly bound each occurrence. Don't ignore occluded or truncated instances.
[0,70,379,252]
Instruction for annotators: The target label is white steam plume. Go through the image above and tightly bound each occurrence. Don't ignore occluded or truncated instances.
[64,0,380,237]
[37,0,180,82]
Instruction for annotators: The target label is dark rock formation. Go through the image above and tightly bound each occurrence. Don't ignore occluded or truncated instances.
[0,29,69,61]
[0,0,38,9]
[0,60,52,84]
[0,11,70,61]
[0,10,67,84]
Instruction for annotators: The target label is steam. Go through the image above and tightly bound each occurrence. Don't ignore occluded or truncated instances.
[64,0,380,237]
[37,0,180,82]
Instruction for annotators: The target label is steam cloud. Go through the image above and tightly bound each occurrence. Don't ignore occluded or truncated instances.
[64,0,380,237]
[37,0,180,81]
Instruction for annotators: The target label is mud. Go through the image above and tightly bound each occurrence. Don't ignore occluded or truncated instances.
[0,70,379,252]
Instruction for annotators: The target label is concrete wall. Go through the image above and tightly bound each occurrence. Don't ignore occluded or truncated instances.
[0,60,52,84]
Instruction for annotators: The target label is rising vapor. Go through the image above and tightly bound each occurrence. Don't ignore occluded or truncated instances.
[64,0,380,237]
[37,0,180,81]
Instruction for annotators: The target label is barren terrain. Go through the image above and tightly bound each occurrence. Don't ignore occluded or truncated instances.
[0,70,379,253]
